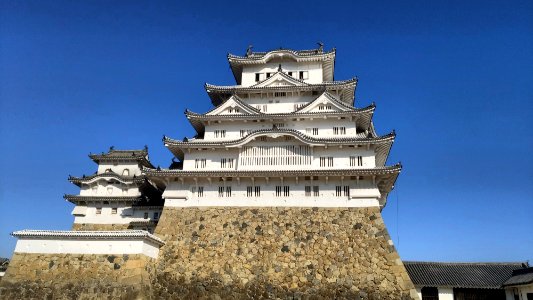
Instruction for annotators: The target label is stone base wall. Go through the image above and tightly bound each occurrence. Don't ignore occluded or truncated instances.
[72,223,130,231]
[0,253,154,300]
[152,206,417,299]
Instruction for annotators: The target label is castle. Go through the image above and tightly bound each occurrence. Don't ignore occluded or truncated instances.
[0,46,418,299]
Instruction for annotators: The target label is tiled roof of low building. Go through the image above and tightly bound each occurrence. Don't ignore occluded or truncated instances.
[12,230,165,246]
[502,267,533,287]
[404,261,527,289]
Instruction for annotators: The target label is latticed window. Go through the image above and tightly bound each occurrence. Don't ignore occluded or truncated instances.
[198,187,204,197]
[218,186,224,197]
[225,186,232,197]
[247,186,253,197]
[333,127,346,135]
[305,186,311,197]
[306,127,318,135]
[343,186,350,197]
[336,186,342,197]
[214,130,226,138]
[275,186,289,197]
[255,186,261,197]
[350,156,363,167]
[320,157,333,167]
[318,105,332,111]
[274,92,287,97]
[195,158,206,168]
[240,145,312,166]
[220,158,234,169]
[313,186,320,196]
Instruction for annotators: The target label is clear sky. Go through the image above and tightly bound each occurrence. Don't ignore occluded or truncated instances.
[0,0,531,261]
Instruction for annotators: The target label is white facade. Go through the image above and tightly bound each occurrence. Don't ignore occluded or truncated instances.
[12,230,164,259]
[156,47,399,209]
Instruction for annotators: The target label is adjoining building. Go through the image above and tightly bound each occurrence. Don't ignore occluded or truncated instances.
[404,261,531,300]
[1,44,421,298]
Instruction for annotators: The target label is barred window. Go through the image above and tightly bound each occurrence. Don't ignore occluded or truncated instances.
[254,186,261,197]
[220,158,234,169]
[198,187,204,197]
[333,127,346,135]
[350,156,363,167]
[336,186,342,197]
[313,186,319,197]
[305,186,311,197]
[195,158,207,169]
[274,92,287,97]
[240,145,312,166]
[275,186,289,197]
[247,186,253,197]
[218,186,224,197]
[343,186,350,197]
[214,130,226,138]
[320,157,333,167]
[306,127,318,135]
[225,186,232,197]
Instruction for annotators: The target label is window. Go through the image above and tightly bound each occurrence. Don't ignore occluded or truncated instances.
[153,212,159,220]
[143,212,148,219]
[96,207,102,215]
[111,207,117,214]
[218,186,224,197]
[420,287,439,300]
[239,145,312,166]
[226,186,232,197]
[266,72,271,78]
[287,71,293,77]
[275,186,290,197]
[259,137,267,141]
[299,71,309,80]
[122,169,129,176]
[319,157,333,167]
[336,186,342,197]
[255,73,261,82]
[350,156,363,167]
[333,127,346,135]
[221,158,234,169]
[240,129,250,137]
[305,186,311,197]
[254,186,261,197]
[294,103,305,111]
[318,105,332,111]
[273,123,285,128]
[214,130,226,138]
[247,186,253,197]
[306,127,318,135]
[198,187,204,197]
[313,186,319,196]
[344,186,350,197]
[274,92,286,97]
[105,168,112,173]
[195,158,207,169]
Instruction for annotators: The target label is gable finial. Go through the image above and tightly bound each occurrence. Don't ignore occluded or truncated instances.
[109,145,114,151]
[317,42,324,52]
[278,64,282,72]
[246,45,253,57]
[144,145,148,151]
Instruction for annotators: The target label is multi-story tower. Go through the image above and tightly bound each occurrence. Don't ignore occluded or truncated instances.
[66,147,164,232]
[145,46,416,298]
[148,47,397,209]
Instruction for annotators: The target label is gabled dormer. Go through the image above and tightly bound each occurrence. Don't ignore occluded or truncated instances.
[295,92,356,113]
[250,70,307,88]
[205,95,261,116]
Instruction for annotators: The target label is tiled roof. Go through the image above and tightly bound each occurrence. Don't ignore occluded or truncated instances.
[404,261,526,289]
[63,194,143,204]
[12,230,165,246]
[88,147,154,168]
[502,267,533,287]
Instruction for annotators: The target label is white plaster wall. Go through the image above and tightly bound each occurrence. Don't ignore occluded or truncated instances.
[241,61,323,86]
[506,285,533,300]
[97,162,142,176]
[163,178,381,207]
[14,238,161,259]
[72,204,162,225]
[182,143,375,171]
[438,287,454,300]
[80,183,140,197]
[203,118,360,141]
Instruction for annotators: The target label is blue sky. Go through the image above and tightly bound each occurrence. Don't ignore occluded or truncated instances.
[0,0,531,261]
